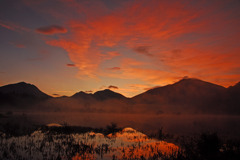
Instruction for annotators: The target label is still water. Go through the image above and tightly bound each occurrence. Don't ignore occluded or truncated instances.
[18,112,240,138]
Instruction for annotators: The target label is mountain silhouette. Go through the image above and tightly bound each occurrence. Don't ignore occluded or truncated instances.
[92,89,126,101]
[0,82,50,98]
[0,82,51,108]
[132,78,234,114]
[226,81,240,113]
[135,78,225,97]
[0,78,239,114]
[228,81,240,93]
[71,91,93,99]
[71,89,126,101]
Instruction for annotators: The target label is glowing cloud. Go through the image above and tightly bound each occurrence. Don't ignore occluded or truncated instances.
[18,0,240,95]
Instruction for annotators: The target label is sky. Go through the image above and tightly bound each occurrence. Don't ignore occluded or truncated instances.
[0,0,240,97]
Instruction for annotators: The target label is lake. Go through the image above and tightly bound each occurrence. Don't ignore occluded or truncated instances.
[6,112,240,138]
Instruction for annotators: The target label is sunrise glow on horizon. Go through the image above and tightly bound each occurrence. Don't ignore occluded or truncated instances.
[0,0,240,97]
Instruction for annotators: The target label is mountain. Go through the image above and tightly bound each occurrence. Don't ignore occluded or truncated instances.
[71,91,93,99]
[71,89,126,101]
[0,79,240,114]
[228,81,240,93]
[135,78,225,97]
[0,82,50,98]
[133,78,229,114]
[92,89,126,101]
[44,89,128,112]
[0,82,51,108]
[226,81,240,113]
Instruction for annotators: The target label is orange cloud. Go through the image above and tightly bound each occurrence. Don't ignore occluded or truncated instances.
[66,64,76,67]
[46,39,98,78]
[36,0,240,91]
[158,46,240,87]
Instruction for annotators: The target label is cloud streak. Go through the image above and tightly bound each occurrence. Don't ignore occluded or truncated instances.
[0,20,29,32]
[108,85,119,89]
[107,67,121,71]
[36,25,67,35]
[66,64,76,67]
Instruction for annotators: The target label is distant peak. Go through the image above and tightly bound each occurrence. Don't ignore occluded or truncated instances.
[176,78,226,88]
[95,89,113,93]
[177,77,202,83]
[16,82,32,86]
[174,77,220,86]
[77,91,89,94]
[93,89,125,100]
[71,91,92,98]
[0,81,34,88]
[17,81,27,84]
[0,81,50,98]
[94,89,123,95]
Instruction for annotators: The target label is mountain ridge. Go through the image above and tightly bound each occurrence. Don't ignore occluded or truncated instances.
[0,78,239,114]
[1,78,238,99]
[71,89,126,101]
[0,81,51,98]
[0,82,51,108]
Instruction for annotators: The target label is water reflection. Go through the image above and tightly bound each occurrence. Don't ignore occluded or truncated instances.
[71,127,178,159]
[0,126,178,159]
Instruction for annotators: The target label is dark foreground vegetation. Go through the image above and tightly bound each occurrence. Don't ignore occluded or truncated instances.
[0,121,240,160]
[0,120,122,137]
[175,133,240,160]
[148,128,240,160]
